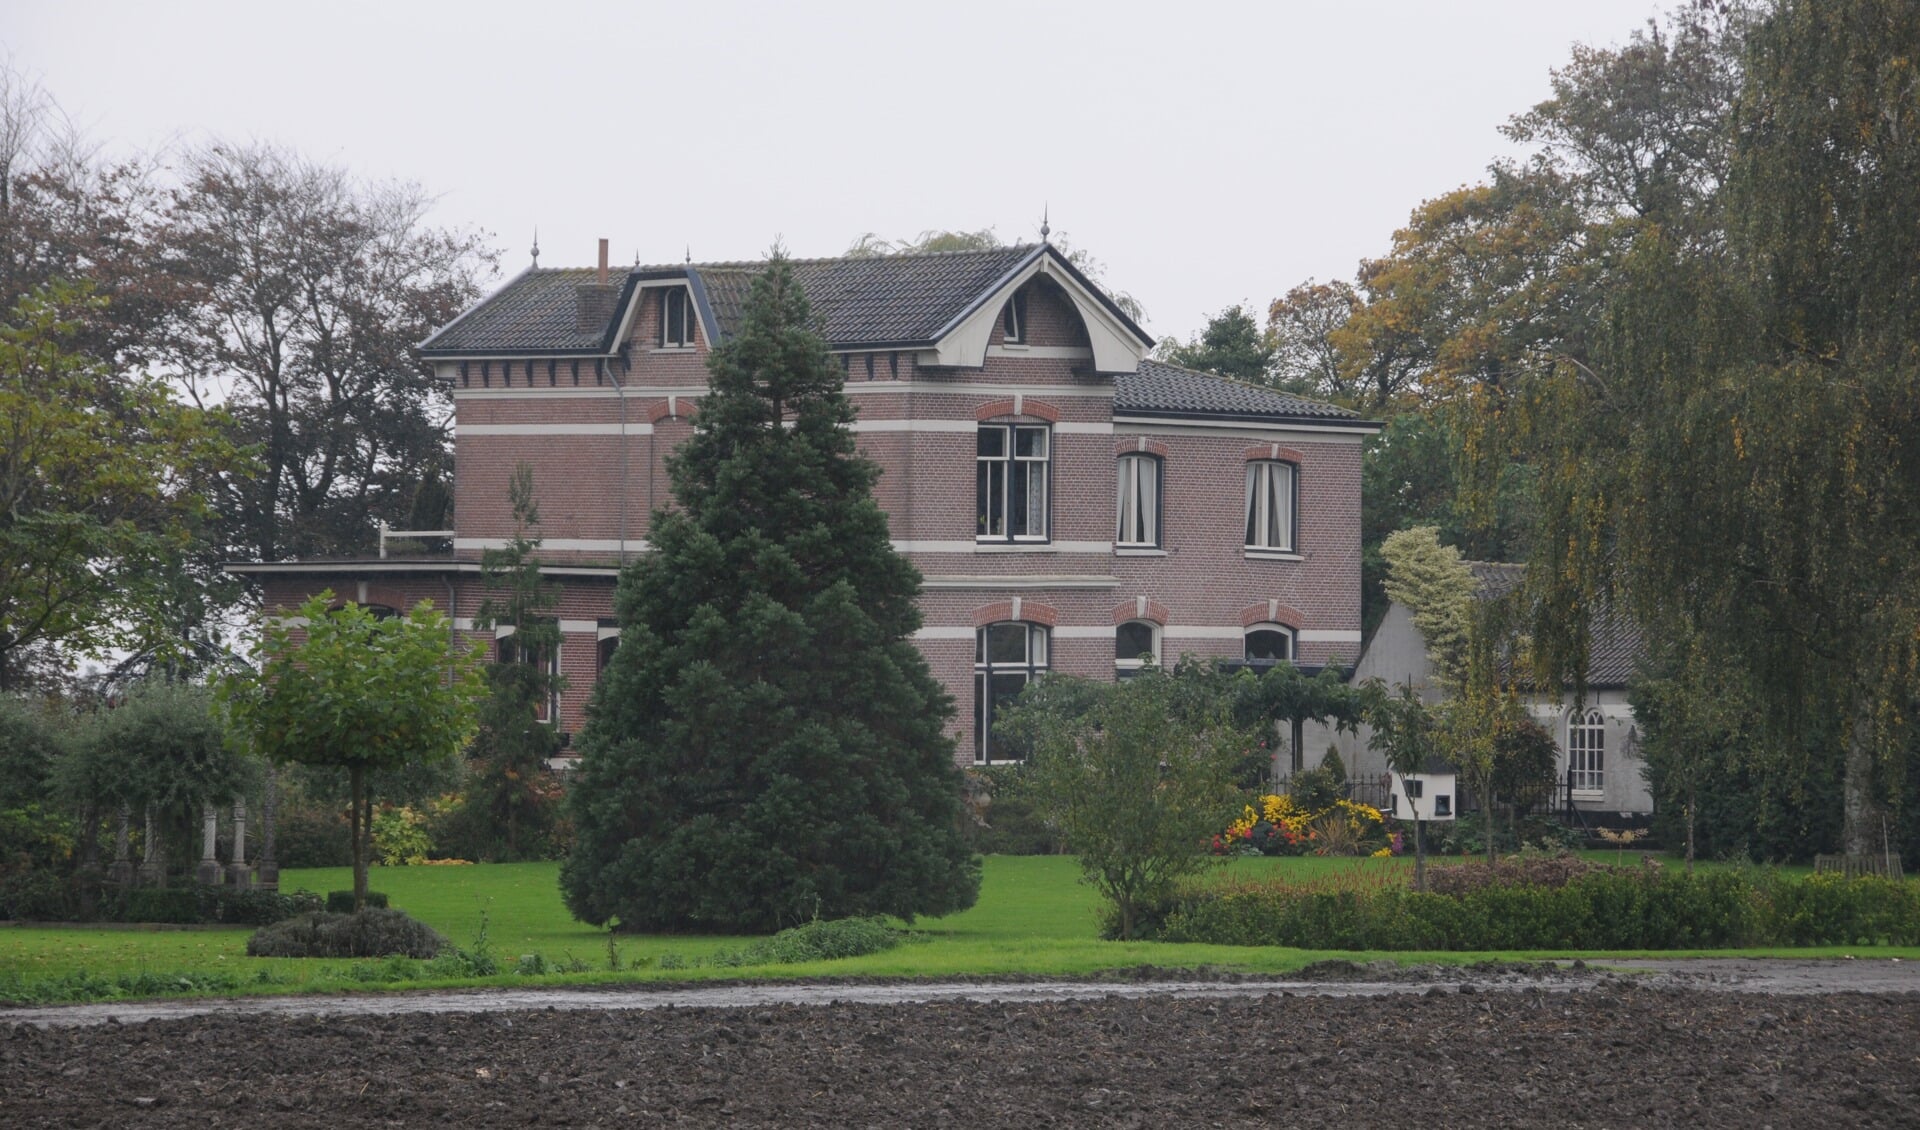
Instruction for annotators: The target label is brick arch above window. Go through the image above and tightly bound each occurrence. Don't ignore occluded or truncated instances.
[1112,597,1170,626]
[1115,438,1170,458]
[646,396,699,424]
[1243,444,1305,464]
[1239,601,1303,630]
[971,599,1059,628]
[975,397,1061,423]
[357,585,415,615]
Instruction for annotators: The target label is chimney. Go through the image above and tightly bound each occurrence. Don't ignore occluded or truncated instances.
[577,237,617,330]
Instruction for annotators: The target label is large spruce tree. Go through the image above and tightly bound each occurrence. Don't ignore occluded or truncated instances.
[560,255,979,932]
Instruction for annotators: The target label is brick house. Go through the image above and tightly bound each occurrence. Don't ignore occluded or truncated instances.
[230,241,1381,770]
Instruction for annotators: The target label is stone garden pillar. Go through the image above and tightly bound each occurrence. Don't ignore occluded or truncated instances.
[256,767,279,891]
[197,803,221,885]
[227,799,252,888]
[137,804,166,886]
[108,804,134,886]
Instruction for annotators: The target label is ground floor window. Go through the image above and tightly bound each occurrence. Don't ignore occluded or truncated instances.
[1115,620,1159,676]
[1243,624,1295,664]
[975,621,1048,762]
[1568,707,1605,792]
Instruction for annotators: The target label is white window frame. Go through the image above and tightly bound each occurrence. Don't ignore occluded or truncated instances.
[661,288,695,348]
[1244,460,1297,553]
[1114,620,1161,675]
[1116,453,1162,548]
[1568,707,1605,795]
[1243,623,1296,664]
[976,424,1050,542]
[1001,287,1028,344]
[975,621,1048,763]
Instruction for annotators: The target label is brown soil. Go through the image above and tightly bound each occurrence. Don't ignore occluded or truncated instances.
[6,983,1920,1127]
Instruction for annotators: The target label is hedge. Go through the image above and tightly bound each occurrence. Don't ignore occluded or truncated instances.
[1159,864,1920,950]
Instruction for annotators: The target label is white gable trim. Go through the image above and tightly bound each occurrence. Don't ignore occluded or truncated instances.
[924,249,1149,375]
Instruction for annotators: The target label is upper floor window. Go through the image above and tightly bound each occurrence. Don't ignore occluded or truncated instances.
[975,621,1048,762]
[596,633,620,675]
[1244,624,1294,664]
[1245,460,1297,552]
[1001,287,1029,344]
[977,424,1049,541]
[1115,620,1159,676]
[497,626,561,724]
[1568,708,1605,793]
[1116,454,1162,548]
[662,288,695,347]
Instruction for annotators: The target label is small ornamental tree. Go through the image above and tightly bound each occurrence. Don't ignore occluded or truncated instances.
[469,463,566,859]
[561,254,979,933]
[1003,666,1249,940]
[1365,683,1439,891]
[221,594,484,909]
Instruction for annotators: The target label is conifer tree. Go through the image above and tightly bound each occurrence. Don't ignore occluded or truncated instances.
[468,463,565,859]
[561,255,980,932]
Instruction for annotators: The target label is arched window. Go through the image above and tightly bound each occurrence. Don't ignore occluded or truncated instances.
[975,621,1048,763]
[1115,454,1161,548]
[1568,708,1605,793]
[1243,624,1294,664]
[1115,620,1160,676]
[1244,460,1297,552]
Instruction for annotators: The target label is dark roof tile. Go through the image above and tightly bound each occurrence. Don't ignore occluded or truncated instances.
[1465,561,1643,688]
[1115,360,1366,424]
[423,247,1044,355]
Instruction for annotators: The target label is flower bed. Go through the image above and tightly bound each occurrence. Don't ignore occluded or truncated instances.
[1211,794,1391,858]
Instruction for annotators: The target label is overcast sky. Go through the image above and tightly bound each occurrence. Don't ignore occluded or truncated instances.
[5,1,1665,342]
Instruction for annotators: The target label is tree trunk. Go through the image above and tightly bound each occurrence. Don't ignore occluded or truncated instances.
[1684,780,1696,876]
[1842,695,1885,859]
[350,763,368,910]
[1413,818,1426,893]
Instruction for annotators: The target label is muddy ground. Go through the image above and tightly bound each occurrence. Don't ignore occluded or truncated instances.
[6,968,1920,1127]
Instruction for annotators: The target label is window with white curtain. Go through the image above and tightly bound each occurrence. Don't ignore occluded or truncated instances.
[1116,454,1161,547]
[977,425,1050,541]
[1244,460,1296,552]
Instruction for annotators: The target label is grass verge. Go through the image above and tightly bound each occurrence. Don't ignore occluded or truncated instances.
[2,854,1912,1005]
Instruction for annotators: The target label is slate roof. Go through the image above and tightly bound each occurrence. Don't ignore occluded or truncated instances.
[695,246,1043,347]
[1465,561,1643,688]
[1115,360,1369,425]
[422,246,1068,355]
[420,267,636,355]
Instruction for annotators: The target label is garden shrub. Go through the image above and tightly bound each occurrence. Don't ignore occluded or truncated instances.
[273,802,353,869]
[195,886,323,926]
[1159,864,1910,950]
[246,908,447,959]
[326,889,390,913]
[704,917,904,968]
[371,805,433,865]
[107,887,201,925]
[0,869,82,921]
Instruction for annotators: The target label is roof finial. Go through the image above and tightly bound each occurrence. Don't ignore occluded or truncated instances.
[1039,204,1051,244]
[685,245,692,265]
[530,226,540,267]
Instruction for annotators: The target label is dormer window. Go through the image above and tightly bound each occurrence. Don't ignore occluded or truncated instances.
[1001,287,1028,344]
[662,288,695,348]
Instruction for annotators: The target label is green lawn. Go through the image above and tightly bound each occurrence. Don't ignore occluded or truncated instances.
[2,853,1913,1004]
